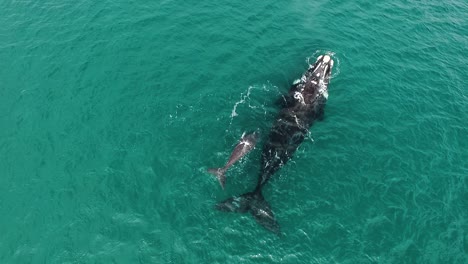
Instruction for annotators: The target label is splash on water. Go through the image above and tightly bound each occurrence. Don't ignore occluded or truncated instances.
[231,85,256,118]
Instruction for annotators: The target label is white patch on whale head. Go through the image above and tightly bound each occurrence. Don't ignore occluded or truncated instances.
[323,55,331,63]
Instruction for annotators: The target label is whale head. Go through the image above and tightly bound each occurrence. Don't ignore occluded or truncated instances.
[308,55,334,85]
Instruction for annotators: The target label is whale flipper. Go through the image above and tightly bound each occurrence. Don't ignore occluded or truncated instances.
[216,191,280,234]
[207,168,226,189]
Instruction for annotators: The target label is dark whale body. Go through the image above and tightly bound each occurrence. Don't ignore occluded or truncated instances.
[216,55,334,233]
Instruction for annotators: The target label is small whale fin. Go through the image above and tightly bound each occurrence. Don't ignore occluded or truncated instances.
[207,168,226,189]
[215,191,280,234]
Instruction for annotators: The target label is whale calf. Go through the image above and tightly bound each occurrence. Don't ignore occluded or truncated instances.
[208,131,259,189]
[216,55,334,233]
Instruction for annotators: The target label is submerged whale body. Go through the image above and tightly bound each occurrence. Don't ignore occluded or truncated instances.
[216,55,334,233]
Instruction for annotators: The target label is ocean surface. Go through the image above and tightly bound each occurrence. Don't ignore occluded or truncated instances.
[0,0,467,263]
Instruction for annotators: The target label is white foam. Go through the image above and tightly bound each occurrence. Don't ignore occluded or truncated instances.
[231,86,254,117]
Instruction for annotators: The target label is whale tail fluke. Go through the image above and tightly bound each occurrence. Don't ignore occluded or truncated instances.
[207,168,226,189]
[215,191,280,234]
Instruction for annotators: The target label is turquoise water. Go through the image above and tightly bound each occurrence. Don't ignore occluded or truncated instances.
[1,0,467,263]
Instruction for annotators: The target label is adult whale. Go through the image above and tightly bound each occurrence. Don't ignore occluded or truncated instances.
[216,55,334,233]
